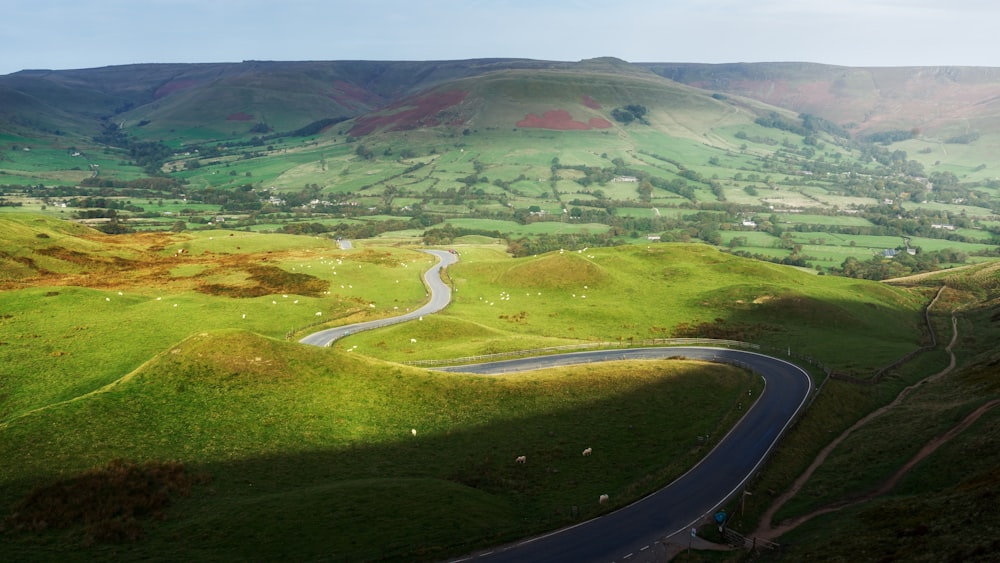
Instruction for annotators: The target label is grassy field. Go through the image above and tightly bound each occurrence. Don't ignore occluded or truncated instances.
[3,60,1000,562]
[0,213,944,561]
[346,243,927,375]
[0,331,757,561]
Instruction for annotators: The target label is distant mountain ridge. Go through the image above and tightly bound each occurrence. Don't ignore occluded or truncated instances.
[4,58,1000,142]
[643,62,1000,138]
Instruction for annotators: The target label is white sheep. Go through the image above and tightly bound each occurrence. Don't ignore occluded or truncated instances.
[410,338,417,343]
[599,494,609,504]
[582,447,592,456]
[515,455,526,464]
[411,428,417,436]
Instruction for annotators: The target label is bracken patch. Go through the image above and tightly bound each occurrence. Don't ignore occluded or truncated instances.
[1,459,210,545]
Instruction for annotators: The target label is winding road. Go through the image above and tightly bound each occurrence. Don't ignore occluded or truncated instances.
[442,348,811,562]
[300,249,814,563]
[298,249,457,347]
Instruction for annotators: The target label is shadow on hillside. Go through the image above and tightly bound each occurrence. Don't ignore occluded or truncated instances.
[0,362,753,562]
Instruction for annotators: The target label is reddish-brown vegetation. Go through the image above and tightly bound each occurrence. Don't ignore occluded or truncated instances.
[153,79,199,100]
[226,112,254,121]
[329,80,385,112]
[197,264,328,298]
[516,109,613,130]
[2,459,210,544]
[350,89,468,135]
[581,95,602,109]
[1,232,339,299]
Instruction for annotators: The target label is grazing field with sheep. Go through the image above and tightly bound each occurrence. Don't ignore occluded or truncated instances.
[0,213,941,561]
[0,329,758,561]
[354,243,927,374]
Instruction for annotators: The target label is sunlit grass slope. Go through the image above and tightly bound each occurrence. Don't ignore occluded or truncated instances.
[0,215,436,420]
[0,330,756,561]
[367,243,927,373]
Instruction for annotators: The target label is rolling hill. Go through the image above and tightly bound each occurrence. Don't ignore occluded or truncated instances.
[6,58,1000,144]
[642,61,1000,139]
[2,57,1000,561]
[2,214,971,561]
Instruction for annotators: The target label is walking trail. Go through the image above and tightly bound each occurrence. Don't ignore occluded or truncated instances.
[752,312,999,541]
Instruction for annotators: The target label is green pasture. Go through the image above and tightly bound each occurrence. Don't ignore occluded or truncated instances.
[909,200,996,218]
[357,244,926,373]
[796,184,881,208]
[0,213,963,561]
[720,230,780,248]
[442,217,611,238]
[0,222,440,420]
[777,213,875,227]
[899,135,1000,183]
[0,330,758,561]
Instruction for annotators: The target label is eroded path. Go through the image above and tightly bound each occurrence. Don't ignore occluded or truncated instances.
[752,314,981,541]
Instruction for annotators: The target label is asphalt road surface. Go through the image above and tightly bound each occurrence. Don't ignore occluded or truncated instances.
[441,348,812,563]
[298,248,813,562]
[299,248,457,347]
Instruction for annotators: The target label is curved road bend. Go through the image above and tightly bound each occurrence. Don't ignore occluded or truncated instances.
[298,249,814,562]
[298,249,457,347]
[441,348,812,563]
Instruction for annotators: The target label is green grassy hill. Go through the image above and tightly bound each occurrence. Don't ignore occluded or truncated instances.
[3,56,1000,561]
[740,261,1000,562]
[364,244,926,373]
[0,215,945,561]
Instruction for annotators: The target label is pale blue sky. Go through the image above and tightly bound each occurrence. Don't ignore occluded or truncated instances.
[2,0,997,75]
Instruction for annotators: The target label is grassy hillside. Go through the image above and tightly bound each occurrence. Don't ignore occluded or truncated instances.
[643,62,1000,135]
[3,58,998,276]
[0,214,941,560]
[3,57,1000,560]
[0,214,436,419]
[0,329,757,562]
[739,263,1000,562]
[359,244,926,373]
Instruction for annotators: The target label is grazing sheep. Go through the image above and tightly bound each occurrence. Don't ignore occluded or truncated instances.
[515,455,526,464]
[410,338,417,343]
[411,428,417,436]
[599,494,609,504]
[582,447,592,456]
